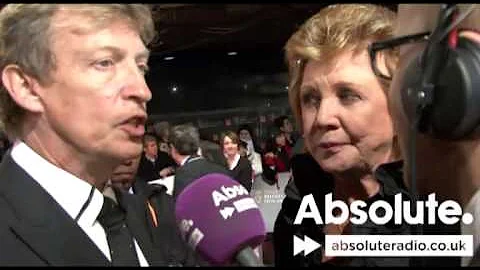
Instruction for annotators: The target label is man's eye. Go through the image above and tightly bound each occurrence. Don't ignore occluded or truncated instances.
[138,64,150,75]
[94,59,114,69]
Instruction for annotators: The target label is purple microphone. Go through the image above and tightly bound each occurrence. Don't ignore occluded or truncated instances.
[175,173,266,266]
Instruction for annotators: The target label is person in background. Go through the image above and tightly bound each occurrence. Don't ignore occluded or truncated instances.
[109,155,142,194]
[158,140,170,154]
[275,4,410,266]
[153,121,170,143]
[212,133,220,145]
[373,4,480,267]
[274,115,298,147]
[238,140,248,158]
[170,124,231,198]
[198,129,228,168]
[237,124,263,154]
[137,134,175,183]
[106,154,206,266]
[145,121,155,135]
[0,4,192,266]
[264,129,292,174]
[237,124,264,179]
[221,131,253,192]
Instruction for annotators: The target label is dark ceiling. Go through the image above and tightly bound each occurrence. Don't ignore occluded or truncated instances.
[148,4,329,56]
[146,4,335,115]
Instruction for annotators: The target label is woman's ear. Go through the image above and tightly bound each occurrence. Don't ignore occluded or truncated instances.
[1,65,44,113]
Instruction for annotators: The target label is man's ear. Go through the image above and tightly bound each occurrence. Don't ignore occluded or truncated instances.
[1,65,44,113]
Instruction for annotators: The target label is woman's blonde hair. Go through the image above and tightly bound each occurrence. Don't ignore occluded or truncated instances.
[285,4,397,132]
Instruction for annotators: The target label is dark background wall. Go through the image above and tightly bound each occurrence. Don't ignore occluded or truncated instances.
[145,47,290,116]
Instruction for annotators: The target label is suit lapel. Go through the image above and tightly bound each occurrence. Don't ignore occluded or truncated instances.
[0,154,109,266]
[115,189,167,266]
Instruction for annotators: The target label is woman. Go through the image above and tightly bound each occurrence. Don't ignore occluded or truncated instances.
[221,131,254,192]
[237,124,262,154]
[237,125,264,179]
[274,4,410,267]
[264,129,292,174]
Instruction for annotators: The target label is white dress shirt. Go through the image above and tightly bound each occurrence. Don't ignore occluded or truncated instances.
[180,155,191,166]
[11,141,149,266]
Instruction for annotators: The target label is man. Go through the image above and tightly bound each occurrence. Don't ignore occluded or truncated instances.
[153,121,170,144]
[137,134,175,183]
[169,124,231,198]
[0,4,187,266]
[370,4,480,267]
[109,154,154,196]
[107,155,206,266]
[198,129,228,168]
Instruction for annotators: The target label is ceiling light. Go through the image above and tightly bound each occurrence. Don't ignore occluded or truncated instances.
[172,86,178,92]
[164,56,175,60]
[227,51,237,56]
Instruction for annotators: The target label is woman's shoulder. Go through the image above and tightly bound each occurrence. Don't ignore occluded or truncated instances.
[239,155,251,165]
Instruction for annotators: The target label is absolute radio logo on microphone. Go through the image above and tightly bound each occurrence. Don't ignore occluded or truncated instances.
[212,184,259,219]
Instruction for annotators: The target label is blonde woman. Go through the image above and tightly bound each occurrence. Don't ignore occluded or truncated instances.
[273,4,411,267]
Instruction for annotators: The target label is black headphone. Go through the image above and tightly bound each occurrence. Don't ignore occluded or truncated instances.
[401,4,480,140]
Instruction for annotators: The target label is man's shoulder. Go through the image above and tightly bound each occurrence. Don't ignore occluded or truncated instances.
[182,158,228,174]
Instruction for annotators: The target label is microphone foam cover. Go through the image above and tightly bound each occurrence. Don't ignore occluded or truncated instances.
[175,173,266,265]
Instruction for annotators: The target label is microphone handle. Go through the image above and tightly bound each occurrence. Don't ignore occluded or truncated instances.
[235,246,264,266]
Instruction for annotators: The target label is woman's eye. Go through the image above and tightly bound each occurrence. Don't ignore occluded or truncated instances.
[301,91,320,108]
[338,88,361,104]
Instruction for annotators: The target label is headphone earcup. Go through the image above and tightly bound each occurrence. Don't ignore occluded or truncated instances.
[401,37,480,139]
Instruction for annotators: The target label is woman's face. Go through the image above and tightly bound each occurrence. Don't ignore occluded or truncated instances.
[223,135,238,157]
[238,129,252,142]
[275,133,286,146]
[299,49,394,175]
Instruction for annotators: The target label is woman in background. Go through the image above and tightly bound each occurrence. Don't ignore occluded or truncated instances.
[237,125,263,180]
[221,131,253,192]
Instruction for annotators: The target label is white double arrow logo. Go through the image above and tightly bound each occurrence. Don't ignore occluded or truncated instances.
[293,235,321,256]
[219,207,235,219]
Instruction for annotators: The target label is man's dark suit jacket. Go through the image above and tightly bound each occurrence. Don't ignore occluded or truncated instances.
[121,180,206,266]
[137,152,176,183]
[173,156,232,199]
[0,153,178,266]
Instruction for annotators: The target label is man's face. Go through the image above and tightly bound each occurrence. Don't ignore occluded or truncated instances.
[37,10,152,164]
[387,5,470,192]
[387,5,440,168]
[144,141,158,158]
[388,5,439,150]
[111,155,141,191]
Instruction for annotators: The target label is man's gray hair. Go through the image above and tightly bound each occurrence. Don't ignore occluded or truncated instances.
[169,124,200,156]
